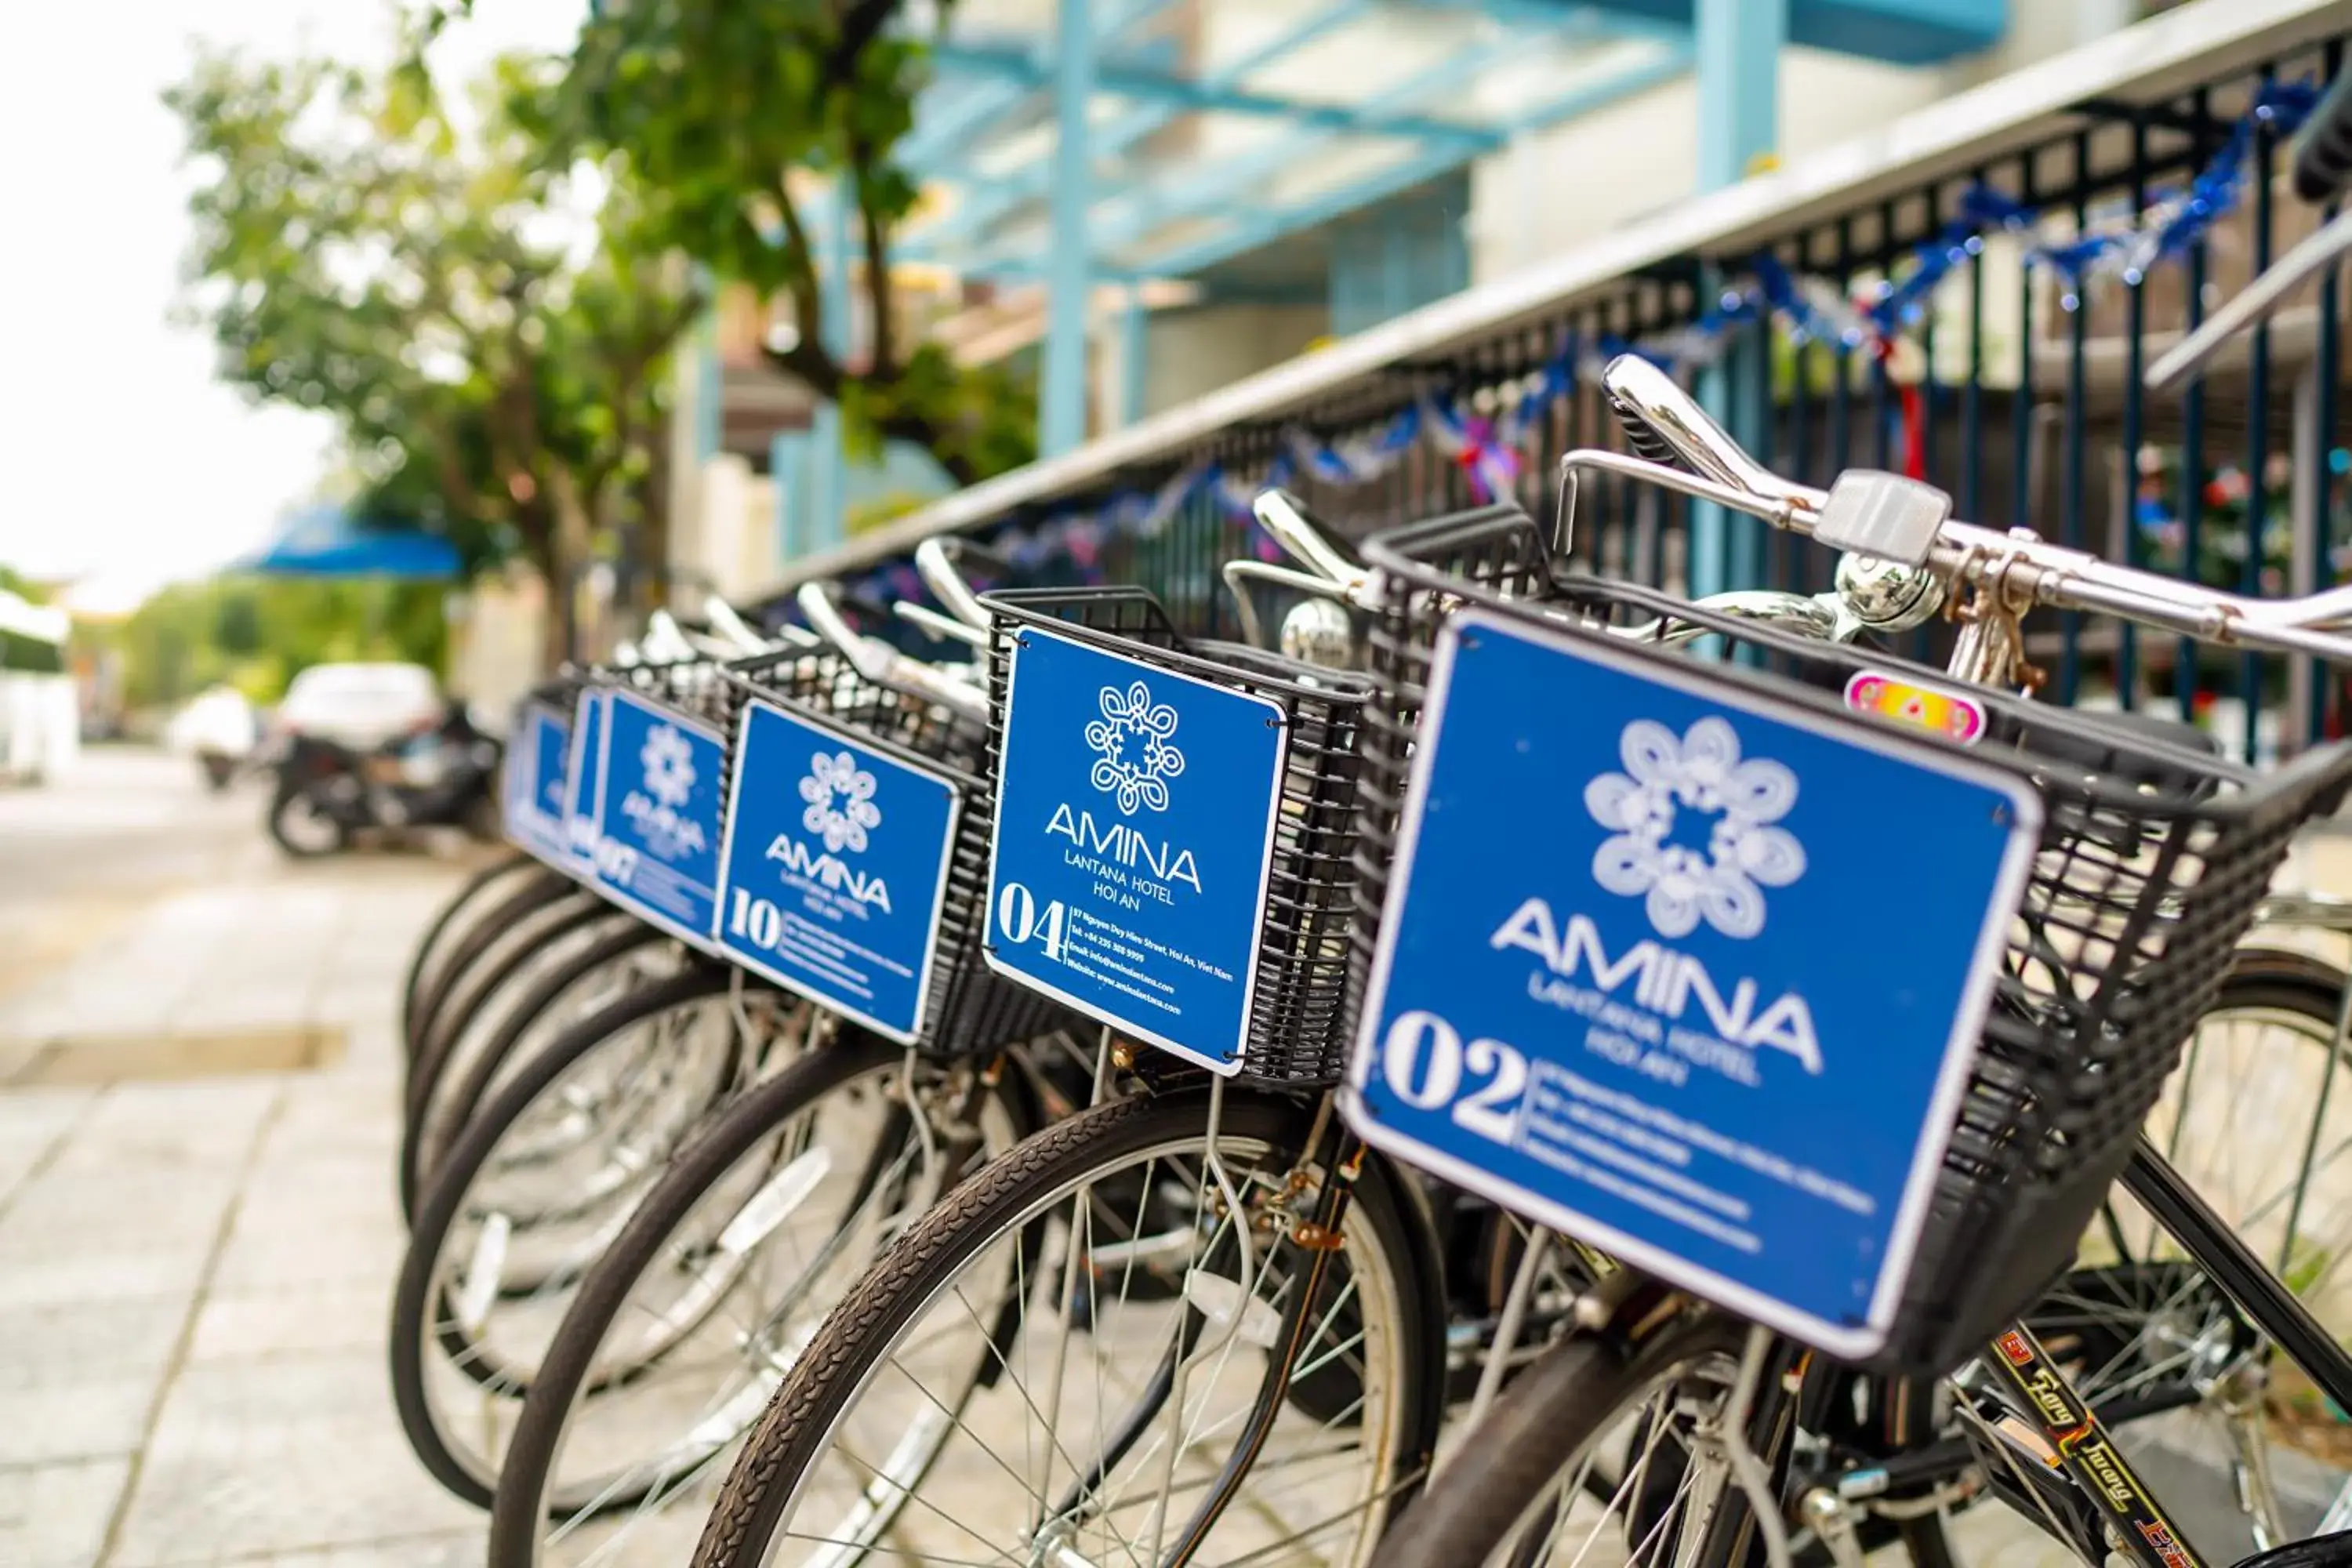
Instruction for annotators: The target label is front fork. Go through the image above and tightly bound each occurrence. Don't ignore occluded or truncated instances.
[1030,1101,1370,1568]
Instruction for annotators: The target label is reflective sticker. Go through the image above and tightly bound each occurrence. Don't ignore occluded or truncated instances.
[1843,671,1987,746]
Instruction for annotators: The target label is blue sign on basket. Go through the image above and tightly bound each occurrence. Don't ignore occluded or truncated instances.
[986,626,1287,1074]
[563,690,609,868]
[503,702,575,866]
[1347,610,2041,1358]
[586,689,726,948]
[713,700,962,1042]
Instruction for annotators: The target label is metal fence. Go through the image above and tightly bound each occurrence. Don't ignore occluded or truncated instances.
[759,0,2352,764]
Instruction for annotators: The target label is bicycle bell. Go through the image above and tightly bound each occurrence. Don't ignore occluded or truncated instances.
[1279,596,1358,670]
[1832,552,1944,634]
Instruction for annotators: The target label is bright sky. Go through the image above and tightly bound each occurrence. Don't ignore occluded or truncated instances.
[0,0,586,616]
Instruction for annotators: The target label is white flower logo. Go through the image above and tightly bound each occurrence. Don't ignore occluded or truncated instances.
[1084,681,1185,815]
[641,724,697,811]
[799,750,882,853]
[1584,717,1805,941]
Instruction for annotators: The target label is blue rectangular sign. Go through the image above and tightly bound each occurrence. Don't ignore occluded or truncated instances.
[713,699,962,1042]
[985,626,1287,1075]
[503,702,575,867]
[586,689,727,949]
[1346,610,2040,1357]
[563,690,609,869]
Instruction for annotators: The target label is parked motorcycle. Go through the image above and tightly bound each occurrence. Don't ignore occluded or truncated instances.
[264,701,503,857]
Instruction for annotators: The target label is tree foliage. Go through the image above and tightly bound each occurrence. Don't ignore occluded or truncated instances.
[95,578,448,713]
[523,0,1039,485]
[165,29,704,657]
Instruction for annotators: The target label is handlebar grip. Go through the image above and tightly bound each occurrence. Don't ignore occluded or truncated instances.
[1602,389,1690,474]
[2294,67,2352,205]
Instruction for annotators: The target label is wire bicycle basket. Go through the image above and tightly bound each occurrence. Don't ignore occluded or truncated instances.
[978,586,1372,1087]
[1348,501,2352,1374]
[715,616,1070,1058]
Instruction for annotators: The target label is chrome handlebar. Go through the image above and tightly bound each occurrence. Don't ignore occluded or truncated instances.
[1591,358,2352,671]
[914,537,996,632]
[796,581,989,723]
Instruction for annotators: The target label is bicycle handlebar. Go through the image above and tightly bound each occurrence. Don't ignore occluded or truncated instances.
[1581,358,2352,667]
[796,581,989,722]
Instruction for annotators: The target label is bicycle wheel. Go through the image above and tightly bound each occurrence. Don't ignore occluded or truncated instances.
[407,899,630,1116]
[1367,1306,1752,1568]
[487,1034,1039,1566]
[691,1084,1448,1568]
[399,920,681,1227]
[2042,946,2352,1554]
[392,965,797,1505]
[402,851,543,1051]
[406,873,592,1080]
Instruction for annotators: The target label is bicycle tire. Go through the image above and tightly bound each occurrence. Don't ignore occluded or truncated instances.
[405,870,584,1074]
[486,1033,1040,1559]
[690,1087,1449,1568]
[405,887,608,1109]
[392,962,760,1507]
[405,898,631,1128]
[398,920,671,1226]
[1367,1310,1748,1568]
[401,852,541,1048]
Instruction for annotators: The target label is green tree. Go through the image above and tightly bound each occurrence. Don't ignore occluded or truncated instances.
[509,0,1039,485]
[166,33,703,665]
[106,577,449,713]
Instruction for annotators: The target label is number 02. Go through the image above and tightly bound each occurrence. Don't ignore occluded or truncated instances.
[1379,1011,1527,1145]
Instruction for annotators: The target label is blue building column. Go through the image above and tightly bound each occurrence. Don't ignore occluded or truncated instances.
[693,309,722,466]
[808,194,855,555]
[1120,284,1149,428]
[1690,0,1784,602]
[1041,0,1094,456]
[772,430,805,561]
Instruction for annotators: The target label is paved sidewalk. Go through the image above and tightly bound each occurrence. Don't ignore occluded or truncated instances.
[0,772,487,1567]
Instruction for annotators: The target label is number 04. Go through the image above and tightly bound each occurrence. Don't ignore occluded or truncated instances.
[996,882,1070,963]
[1379,1011,1527,1145]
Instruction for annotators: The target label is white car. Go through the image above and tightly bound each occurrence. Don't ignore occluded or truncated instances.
[273,662,448,752]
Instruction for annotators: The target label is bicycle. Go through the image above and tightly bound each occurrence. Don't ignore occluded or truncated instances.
[1338,308,2352,1565]
[478,550,1091,1566]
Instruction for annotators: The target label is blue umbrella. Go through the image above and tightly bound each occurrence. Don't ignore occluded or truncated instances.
[237,506,462,579]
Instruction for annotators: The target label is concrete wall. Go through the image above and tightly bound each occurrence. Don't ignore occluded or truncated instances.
[684,454,781,603]
[1134,303,1330,420]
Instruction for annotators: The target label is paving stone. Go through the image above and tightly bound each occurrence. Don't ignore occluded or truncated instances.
[0,1457,131,1568]
[0,1374,164,1465]
[0,1089,93,1146]
[209,1224,400,1294]
[0,1296,190,1386]
[187,1283,390,1364]
[0,1236,219,1309]
[230,1161,399,1239]
[142,1353,399,1450]
[182,1531,485,1568]
[110,1392,479,1566]
[42,1085,274,1174]
[0,1171,239,1257]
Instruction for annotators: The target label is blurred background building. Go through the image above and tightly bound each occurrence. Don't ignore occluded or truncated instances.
[666,0,2160,602]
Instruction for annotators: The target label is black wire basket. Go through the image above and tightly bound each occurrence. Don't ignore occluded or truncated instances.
[1351,503,2352,1374]
[716,632,1073,1059]
[980,586,1371,1087]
